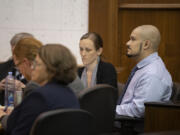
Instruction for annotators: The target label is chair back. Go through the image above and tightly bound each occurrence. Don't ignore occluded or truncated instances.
[117,82,125,97]
[78,84,117,134]
[30,109,94,135]
[170,82,180,102]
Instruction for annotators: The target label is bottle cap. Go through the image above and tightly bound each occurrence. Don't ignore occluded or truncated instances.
[8,72,13,75]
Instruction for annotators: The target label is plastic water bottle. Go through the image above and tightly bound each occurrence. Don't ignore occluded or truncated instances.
[4,72,15,107]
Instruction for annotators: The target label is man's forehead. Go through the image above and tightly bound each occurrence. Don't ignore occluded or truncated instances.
[131,28,141,38]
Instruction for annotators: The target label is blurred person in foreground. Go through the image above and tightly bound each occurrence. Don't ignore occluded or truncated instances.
[0,37,43,131]
[1,44,80,135]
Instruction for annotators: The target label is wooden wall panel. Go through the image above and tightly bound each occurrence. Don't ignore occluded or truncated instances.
[118,9,180,83]
[89,0,118,63]
[89,0,180,83]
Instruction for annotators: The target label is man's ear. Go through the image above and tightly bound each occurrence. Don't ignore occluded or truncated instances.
[97,48,103,56]
[143,40,151,50]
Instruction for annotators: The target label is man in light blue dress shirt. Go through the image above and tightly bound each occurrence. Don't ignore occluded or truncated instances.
[116,25,172,118]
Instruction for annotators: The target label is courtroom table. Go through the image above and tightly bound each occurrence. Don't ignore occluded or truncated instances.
[144,102,180,133]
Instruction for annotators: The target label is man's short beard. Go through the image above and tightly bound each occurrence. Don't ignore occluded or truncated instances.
[126,43,143,58]
[126,53,134,57]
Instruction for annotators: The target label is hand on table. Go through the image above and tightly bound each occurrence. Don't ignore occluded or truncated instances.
[0,79,25,91]
[0,106,13,117]
[15,80,26,90]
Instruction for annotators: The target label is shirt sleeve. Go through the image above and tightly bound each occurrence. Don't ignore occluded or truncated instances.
[116,73,171,118]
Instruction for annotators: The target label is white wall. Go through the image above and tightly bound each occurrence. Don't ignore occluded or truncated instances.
[0,0,88,64]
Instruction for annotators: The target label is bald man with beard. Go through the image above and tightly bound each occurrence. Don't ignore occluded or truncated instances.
[116,25,172,118]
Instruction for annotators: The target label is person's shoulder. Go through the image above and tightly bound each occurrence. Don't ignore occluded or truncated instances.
[143,57,168,75]
[25,81,40,89]
[68,76,84,93]
[37,82,70,93]
[99,60,116,70]
[23,81,40,97]
[98,60,117,77]
[35,82,57,91]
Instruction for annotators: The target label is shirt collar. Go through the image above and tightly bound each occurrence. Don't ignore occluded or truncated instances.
[137,52,159,69]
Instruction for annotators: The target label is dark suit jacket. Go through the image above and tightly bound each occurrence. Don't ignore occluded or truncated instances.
[6,82,80,135]
[0,81,40,130]
[0,59,14,81]
[78,60,118,88]
[0,59,27,83]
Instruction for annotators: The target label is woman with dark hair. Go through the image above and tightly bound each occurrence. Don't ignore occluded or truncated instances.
[3,44,80,135]
[78,32,117,88]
